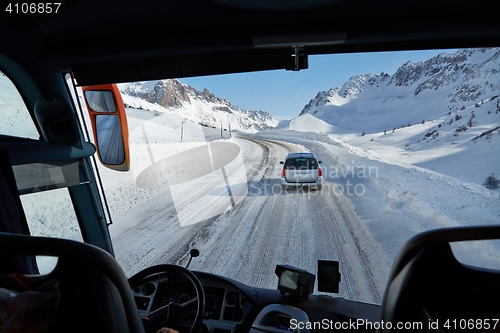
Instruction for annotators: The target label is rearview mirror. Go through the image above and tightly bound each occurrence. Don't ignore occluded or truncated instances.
[82,84,130,171]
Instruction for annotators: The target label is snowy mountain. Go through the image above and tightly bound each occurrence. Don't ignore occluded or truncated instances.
[299,48,500,135]
[274,48,500,189]
[118,79,279,133]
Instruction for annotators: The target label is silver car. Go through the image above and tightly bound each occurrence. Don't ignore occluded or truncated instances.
[280,152,323,190]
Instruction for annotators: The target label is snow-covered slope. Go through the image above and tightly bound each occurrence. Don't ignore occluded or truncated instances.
[118,79,279,133]
[299,48,500,135]
[275,113,340,132]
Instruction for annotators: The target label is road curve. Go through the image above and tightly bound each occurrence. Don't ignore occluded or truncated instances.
[110,135,387,304]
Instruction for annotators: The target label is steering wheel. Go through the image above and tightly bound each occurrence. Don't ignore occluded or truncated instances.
[128,264,205,333]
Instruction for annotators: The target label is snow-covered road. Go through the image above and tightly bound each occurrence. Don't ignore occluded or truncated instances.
[110,135,389,304]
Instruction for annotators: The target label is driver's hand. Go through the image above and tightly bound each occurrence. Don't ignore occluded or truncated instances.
[157,328,179,333]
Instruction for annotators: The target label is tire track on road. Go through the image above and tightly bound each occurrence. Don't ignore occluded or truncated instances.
[193,138,298,284]
[193,138,276,275]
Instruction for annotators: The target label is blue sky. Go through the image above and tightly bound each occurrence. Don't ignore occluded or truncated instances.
[182,49,456,120]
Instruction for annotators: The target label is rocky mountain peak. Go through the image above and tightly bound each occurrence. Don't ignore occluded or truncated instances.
[119,79,279,132]
[122,79,191,108]
[300,88,340,115]
[389,61,421,87]
[301,48,500,117]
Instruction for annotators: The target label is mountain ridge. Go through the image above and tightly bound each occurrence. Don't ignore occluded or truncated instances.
[118,79,279,133]
[300,48,500,133]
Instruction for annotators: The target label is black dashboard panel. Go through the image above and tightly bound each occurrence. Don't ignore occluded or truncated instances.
[131,270,255,331]
[131,269,381,333]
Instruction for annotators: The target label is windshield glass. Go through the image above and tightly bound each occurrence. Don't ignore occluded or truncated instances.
[0,71,39,139]
[99,48,500,305]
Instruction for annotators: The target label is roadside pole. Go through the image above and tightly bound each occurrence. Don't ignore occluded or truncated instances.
[181,121,184,141]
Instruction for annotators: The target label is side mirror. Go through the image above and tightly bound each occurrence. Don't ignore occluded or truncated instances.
[279,161,284,164]
[318,161,322,164]
[82,84,130,171]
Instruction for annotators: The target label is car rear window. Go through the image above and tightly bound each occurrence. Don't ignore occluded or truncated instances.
[284,157,318,169]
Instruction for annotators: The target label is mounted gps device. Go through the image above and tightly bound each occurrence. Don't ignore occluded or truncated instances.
[275,264,315,302]
[317,260,341,293]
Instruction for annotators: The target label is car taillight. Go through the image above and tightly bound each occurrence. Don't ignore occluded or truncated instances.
[318,167,322,177]
[281,168,285,177]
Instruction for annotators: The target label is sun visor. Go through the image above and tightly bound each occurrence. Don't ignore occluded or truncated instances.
[1,141,96,165]
[71,49,296,85]
[253,31,346,48]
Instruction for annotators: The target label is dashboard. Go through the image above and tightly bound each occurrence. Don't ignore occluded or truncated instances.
[131,270,255,333]
[129,267,380,333]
